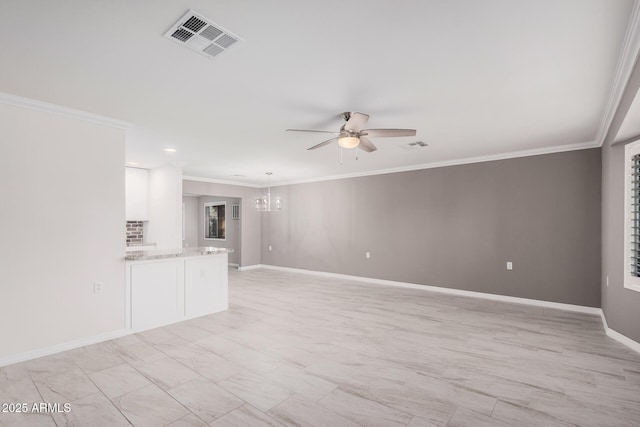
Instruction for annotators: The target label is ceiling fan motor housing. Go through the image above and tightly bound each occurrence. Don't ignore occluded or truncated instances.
[286,111,416,153]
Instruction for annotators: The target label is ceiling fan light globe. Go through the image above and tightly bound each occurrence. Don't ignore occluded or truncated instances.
[338,136,360,149]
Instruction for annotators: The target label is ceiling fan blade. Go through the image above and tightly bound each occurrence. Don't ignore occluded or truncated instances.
[307,137,339,150]
[362,129,416,138]
[286,129,339,134]
[358,136,377,153]
[343,112,370,132]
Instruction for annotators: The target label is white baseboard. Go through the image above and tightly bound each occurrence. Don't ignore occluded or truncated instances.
[600,310,609,330]
[5,267,638,367]
[238,264,265,271]
[0,328,131,368]
[252,264,640,353]
[256,264,601,314]
[604,327,640,353]
[600,311,640,353]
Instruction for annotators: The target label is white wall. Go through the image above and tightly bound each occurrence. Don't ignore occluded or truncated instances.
[183,195,199,248]
[125,167,149,221]
[147,166,182,250]
[0,102,126,362]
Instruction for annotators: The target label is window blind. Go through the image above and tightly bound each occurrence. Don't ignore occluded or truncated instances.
[632,153,640,277]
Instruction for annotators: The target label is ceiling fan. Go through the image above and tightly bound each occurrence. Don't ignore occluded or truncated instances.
[286,112,416,152]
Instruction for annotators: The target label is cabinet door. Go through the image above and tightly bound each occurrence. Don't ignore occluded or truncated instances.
[125,167,149,221]
[131,260,184,331]
[184,256,226,318]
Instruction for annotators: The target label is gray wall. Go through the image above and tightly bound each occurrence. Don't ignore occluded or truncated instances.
[197,195,241,265]
[182,180,262,268]
[262,149,602,307]
[602,141,640,342]
[182,195,199,248]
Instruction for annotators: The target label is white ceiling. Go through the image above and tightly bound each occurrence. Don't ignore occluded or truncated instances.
[0,0,637,186]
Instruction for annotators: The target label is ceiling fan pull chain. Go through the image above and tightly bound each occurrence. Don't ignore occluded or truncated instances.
[356,147,359,161]
[340,147,343,165]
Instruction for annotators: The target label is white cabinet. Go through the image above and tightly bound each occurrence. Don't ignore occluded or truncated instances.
[130,260,184,331]
[125,167,149,221]
[185,256,228,317]
[126,254,228,332]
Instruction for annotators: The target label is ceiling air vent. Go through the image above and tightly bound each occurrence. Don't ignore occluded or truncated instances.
[164,10,243,59]
[171,28,194,42]
[182,16,207,33]
[215,34,238,49]
[201,25,223,41]
[203,44,224,57]
[399,141,429,151]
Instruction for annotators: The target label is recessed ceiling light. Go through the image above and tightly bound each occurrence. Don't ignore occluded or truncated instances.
[127,161,139,166]
[232,174,247,177]
[164,148,177,153]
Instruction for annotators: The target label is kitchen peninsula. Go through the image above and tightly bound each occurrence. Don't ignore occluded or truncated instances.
[125,247,231,332]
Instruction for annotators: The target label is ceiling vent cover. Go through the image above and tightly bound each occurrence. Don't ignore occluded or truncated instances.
[164,10,243,59]
[399,141,429,151]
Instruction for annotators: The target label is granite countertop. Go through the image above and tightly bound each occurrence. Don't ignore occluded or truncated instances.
[125,246,233,261]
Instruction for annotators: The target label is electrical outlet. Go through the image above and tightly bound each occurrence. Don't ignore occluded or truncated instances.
[93,282,103,293]
[365,251,371,259]
[506,262,513,270]
[268,245,272,251]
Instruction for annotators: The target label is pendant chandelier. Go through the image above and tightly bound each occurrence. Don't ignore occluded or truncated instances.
[255,172,281,212]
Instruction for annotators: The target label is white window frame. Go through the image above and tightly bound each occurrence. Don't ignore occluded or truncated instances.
[624,140,640,292]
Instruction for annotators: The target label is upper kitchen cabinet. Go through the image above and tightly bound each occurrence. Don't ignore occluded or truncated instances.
[126,167,149,221]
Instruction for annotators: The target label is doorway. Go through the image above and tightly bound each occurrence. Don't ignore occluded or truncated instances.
[183,194,242,266]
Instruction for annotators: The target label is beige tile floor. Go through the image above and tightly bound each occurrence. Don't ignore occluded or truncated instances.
[1,268,640,426]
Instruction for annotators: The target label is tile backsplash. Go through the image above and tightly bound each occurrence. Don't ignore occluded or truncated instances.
[126,221,144,245]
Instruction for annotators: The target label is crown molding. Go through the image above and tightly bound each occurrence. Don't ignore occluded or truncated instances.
[185,140,599,188]
[612,133,640,147]
[596,0,640,146]
[182,175,261,188]
[182,141,601,189]
[0,92,131,129]
[266,140,600,187]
